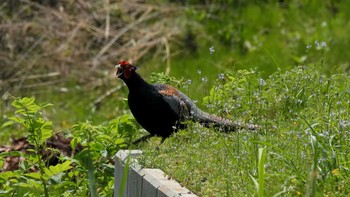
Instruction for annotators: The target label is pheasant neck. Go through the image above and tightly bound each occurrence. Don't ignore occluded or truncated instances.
[123,72,151,90]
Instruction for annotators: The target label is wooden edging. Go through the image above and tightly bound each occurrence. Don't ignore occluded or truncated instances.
[114,150,197,197]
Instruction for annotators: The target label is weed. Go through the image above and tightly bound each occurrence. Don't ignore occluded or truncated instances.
[0,97,136,196]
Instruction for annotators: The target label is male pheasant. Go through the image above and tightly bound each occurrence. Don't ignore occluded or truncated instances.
[116,60,256,143]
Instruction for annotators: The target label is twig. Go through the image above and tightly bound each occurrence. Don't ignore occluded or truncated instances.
[93,7,157,66]
[104,0,110,40]
[92,85,122,109]
[8,72,61,83]
[18,79,65,89]
[163,37,171,75]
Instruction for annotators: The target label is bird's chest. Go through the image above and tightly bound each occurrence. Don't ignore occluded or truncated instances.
[127,89,173,119]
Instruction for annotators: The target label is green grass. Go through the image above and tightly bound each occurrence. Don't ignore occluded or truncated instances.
[140,65,350,196]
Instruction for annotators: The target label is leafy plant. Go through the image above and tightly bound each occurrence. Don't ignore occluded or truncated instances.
[0,97,71,196]
[150,72,184,88]
[0,97,137,196]
[70,114,137,196]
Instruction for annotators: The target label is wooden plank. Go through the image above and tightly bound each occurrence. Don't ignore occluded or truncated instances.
[114,150,143,197]
[114,150,198,197]
[142,168,197,197]
[140,168,162,197]
[127,166,142,197]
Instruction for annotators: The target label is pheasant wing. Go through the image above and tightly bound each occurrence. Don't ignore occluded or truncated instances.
[154,84,190,122]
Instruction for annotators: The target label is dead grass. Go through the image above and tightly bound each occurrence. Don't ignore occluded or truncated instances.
[0,0,186,93]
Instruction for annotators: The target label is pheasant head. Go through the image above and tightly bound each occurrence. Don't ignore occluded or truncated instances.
[115,60,137,79]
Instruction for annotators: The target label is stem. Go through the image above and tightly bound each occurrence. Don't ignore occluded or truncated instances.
[21,101,49,197]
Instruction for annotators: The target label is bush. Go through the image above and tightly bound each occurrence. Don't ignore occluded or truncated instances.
[0,97,137,196]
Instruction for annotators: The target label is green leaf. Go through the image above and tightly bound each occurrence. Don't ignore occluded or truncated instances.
[50,161,73,175]
[26,103,41,113]
[114,138,125,145]
[249,173,259,193]
[40,121,53,142]
[43,161,73,180]
[90,142,104,151]
[16,178,42,190]
[258,148,266,197]
[24,172,42,180]
[50,172,63,184]
[41,103,54,109]
[70,137,81,149]
[96,134,111,141]
[0,151,23,157]
[0,171,19,181]
[43,167,53,177]
[9,116,24,124]
[1,120,15,128]
[20,97,35,106]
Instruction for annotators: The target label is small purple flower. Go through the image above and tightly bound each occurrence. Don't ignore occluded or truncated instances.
[315,40,320,47]
[218,73,225,80]
[340,120,350,128]
[260,78,265,86]
[209,46,215,54]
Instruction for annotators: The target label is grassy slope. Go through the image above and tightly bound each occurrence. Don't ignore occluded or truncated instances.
[141,65,350,196]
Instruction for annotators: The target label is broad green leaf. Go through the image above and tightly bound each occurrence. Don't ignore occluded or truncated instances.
[114,138,124,145]
[11,98,25,108]
[26,103,41,113]
[1,120,15,128]
[90,142,104,151]
[0,189,12,194]
[60,160,73,171]
[16,178,42,190]
[44,167,54,177]
[40,121,53,142]
[9,116,24,124]
[96,134,111,141]
[0,151,22,157]
[49,161,73,175]
[43,161,73,180]
[0,171,18,180]
[70,137,80,149]
[50,172,63,183]
[24,172,42,180]
[20,97,35,106]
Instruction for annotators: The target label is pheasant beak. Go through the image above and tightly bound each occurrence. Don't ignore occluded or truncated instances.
[115,64,124,78]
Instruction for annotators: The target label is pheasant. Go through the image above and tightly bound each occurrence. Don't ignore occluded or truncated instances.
[116,60,257,143]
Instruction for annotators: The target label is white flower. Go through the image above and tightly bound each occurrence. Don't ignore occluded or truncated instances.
[209,46,215,54]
